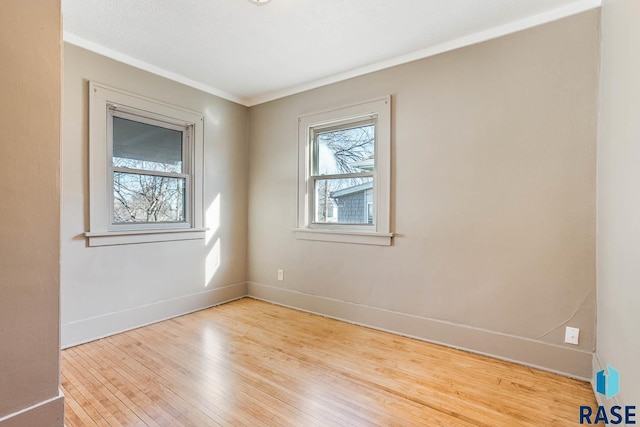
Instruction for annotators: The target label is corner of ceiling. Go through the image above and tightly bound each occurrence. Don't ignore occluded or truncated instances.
[62,31,250,106]
[63,0,602,109]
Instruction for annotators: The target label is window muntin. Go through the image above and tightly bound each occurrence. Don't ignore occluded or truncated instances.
[108,108,193,228]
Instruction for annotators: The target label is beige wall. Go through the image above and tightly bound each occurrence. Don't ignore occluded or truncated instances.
[61,44,249,347]
[0,0,64,425]
[248,11,600,375]
[596,0,640,405]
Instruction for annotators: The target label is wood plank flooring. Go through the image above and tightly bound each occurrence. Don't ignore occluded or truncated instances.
[62,298,599,426]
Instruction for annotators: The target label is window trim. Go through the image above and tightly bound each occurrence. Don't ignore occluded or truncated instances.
[296,97,393,246]
[86,82,205,247]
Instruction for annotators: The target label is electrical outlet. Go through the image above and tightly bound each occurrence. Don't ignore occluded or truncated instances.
[277,269,284,281]
[564,327,579,345]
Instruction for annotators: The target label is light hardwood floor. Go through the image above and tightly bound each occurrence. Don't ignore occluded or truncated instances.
[62,298,598,426]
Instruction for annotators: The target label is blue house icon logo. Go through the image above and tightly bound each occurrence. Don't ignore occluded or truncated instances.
[596,365,620,399]
[580,366,635,424]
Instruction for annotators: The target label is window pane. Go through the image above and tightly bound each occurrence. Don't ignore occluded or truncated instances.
[316,124,374,175]
[113,172,185,223]
[113,117,183,173]
[314,177,374,224]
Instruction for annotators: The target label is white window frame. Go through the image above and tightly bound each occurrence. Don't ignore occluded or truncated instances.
[296,97,393,246]
[367,200,374,224]
[86,82,205,247]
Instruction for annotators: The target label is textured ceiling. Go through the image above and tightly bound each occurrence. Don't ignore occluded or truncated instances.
[62,0,600,106]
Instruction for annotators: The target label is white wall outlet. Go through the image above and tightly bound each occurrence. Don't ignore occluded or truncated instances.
[277,269,284,281]
[564,326,580,345]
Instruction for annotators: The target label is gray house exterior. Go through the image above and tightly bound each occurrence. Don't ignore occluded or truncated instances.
[331,182,373,224]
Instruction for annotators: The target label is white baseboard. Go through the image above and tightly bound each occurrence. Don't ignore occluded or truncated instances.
[247,281,594,380]
[60,280,594,380]
[0,392,64,427]
[61,282,247,348]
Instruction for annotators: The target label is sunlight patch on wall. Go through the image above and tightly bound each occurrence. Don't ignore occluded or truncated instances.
[205,238,221,287]
[206,193,221,245]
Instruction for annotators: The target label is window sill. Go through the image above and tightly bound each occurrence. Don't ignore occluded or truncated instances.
[294,228,393,246]
[85,228,206,247]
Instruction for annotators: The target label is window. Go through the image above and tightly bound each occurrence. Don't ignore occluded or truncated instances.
[296,97,392,245]
[86,82,205,246]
